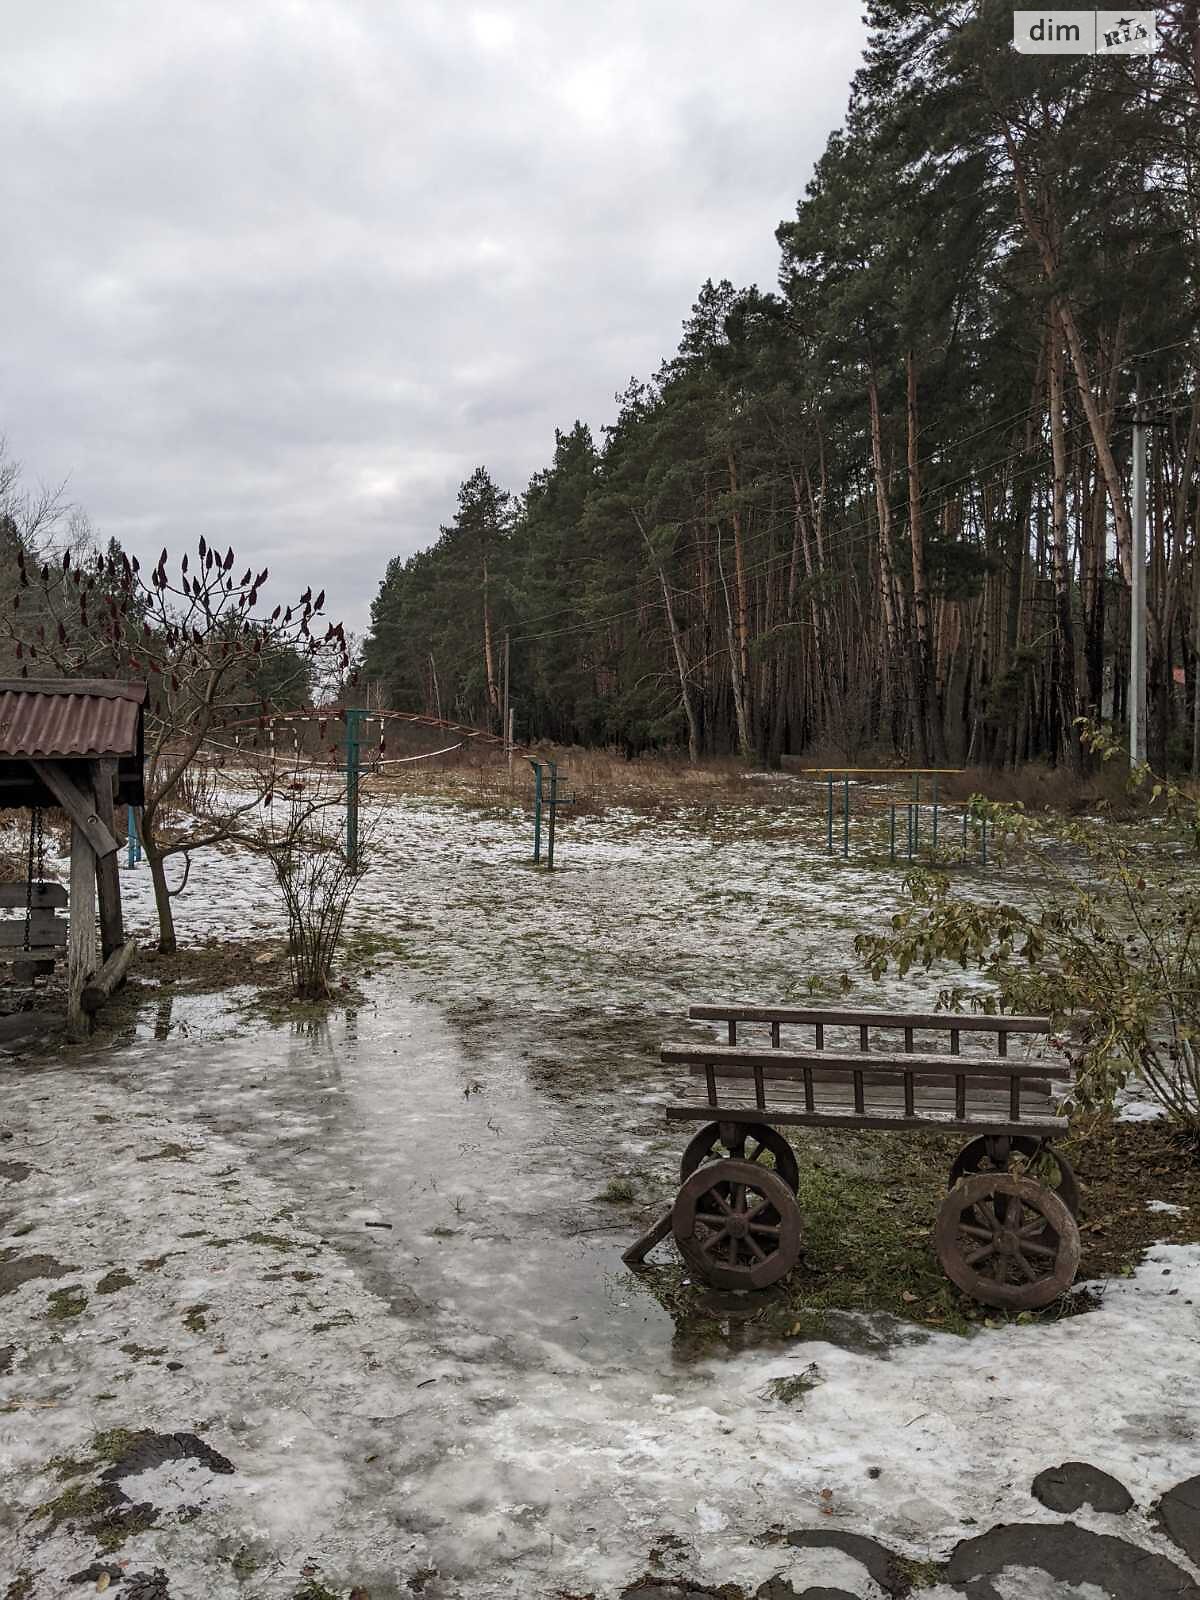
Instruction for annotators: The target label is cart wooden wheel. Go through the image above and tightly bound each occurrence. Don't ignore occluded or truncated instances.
[949,1135,1079,1218]
[672,1157,802,1292]
[934,1174,1080,1311]
[680,1121,800,1192]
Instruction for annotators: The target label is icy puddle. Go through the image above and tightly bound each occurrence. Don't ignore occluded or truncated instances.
[125,988,678,1366]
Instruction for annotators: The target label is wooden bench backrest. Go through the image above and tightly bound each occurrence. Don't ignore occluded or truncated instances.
[689,1003,1053,1058]
[666,1003,1070,1134]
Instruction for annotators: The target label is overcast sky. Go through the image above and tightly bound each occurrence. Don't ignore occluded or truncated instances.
[1,2,867,635]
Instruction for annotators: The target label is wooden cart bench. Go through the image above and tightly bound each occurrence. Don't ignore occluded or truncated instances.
[624,1003,1080,1310]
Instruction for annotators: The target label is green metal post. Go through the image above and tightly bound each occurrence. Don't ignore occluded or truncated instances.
[932,774,939,854]
[962,807,969,862]
[913,773,920,851]
[547,761,558,871]
[906,804,913,859]
[345,708,362,869]
[889,804,896,862]
[981,813,988,866]
[530,760,543,862]
[842,776,849,858]
[826,773,833,853]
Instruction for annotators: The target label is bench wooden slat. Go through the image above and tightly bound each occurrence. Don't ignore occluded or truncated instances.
[663,1043,1072,1081]
[0,914,67,949]
[688,1004,1053,1034]
[665,1103,1068,1136]
[681,1062,1057,1094]
[672,1078,1054,1117]
[0,883,68,909]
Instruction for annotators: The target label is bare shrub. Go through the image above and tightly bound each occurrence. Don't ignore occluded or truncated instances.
[247,759,370,1001]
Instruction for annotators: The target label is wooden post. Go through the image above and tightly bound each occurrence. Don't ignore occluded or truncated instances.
[82,938,138,1012]
[93,760,124,960]
[67,821,98,1040]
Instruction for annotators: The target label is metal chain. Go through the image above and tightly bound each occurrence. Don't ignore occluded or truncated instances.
[22,807,35,952]
[35,806,45,887]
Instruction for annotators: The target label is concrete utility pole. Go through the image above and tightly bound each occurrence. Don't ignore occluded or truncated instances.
[502,630,510,759]
[1129,376,1148,766]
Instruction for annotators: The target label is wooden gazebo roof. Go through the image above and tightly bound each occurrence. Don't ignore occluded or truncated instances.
[0,680,146,808]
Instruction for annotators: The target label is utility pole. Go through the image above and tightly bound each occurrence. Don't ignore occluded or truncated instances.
[1129,375,1148,767]
[501,630,510,762]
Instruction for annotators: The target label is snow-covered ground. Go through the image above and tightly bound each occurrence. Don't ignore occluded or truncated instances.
[1,786,1197,1597]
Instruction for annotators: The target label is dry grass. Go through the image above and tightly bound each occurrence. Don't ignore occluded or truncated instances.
[937,761,1139,815]
[193,740,1148,825]
[363,745,778,818]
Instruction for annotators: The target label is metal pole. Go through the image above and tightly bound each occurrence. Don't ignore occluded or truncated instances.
[962,807,969,862]
[932,774,939,854]
[913,773,920,852]
[889,804,896,862]
[547,761,558,871]
[906,804,913,859]
[981,814,988,866]
[842,776,849,858]
[826,774,833,852]
[127,805,141,867]
[1130,376,1148,766]
[531,760,542,862]
[345,708,362,869]
[502,630,510,761]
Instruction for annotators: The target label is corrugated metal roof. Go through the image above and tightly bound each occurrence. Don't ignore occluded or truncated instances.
[0,680,147,759]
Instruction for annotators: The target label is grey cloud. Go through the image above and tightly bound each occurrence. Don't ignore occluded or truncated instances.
[1,0,866,632]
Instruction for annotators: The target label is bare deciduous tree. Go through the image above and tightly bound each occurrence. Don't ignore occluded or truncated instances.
[1,533,349,952]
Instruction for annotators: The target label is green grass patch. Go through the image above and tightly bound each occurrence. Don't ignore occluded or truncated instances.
[293,1578,343,1600]
[598,1176,636,1204]
[895,1554,948,1588]
[120,1343,167,1361]
[244,1232,297,1253]
[96,1268,134,1294]
[46,1285,88,1321]
[761,1363,822,1404]
[29,1480,111,1534]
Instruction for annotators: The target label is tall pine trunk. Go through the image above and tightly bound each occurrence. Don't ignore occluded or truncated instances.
[1047,311,1082,773]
